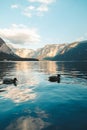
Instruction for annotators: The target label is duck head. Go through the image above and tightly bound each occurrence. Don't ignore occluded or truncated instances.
[13,78,18,83]
[13,78,18,86]
[57,74,60,77]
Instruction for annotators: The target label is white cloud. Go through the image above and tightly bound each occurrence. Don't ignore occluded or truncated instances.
[24,6,35,12]
[11,4,19,9]
[10,0,56,18]
[37,4,48,12]
[23,12,32,17]
[23,4,49,17]
[29,0,56,4]
[26,5,35,10]
[23,0,56,17]
[23,5,35,17]
[0,24,41,45]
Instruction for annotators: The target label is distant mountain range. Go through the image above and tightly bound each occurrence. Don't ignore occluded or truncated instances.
[0,37,87,61]
[33,44,66,60]
[13,41,87,61]
[12,44,66,60]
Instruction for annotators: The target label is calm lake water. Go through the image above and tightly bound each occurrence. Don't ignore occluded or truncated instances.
[0,61,87,130]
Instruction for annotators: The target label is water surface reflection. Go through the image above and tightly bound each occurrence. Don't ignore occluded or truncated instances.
[6,115,50,130]
[0,61,87,130]
[1,85,36,103]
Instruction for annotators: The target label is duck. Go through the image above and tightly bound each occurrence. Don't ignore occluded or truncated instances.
[48,74,60,83]
[3,78,18,85]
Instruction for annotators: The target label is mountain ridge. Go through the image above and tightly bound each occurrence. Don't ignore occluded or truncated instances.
[46,40,87,61]
[12,43,66,60]
[0,38,38,61]
[0,37,87,61]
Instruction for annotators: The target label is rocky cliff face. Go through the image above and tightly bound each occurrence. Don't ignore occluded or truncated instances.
[13,44,66,60]
[15,48,35,58]
[34,44,66,60]
[0,38,14,55]
[0,38,38,61]
[52,41,87,61]
[0,38,20,60]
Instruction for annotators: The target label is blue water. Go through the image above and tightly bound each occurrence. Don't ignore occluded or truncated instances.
[0,61,87,130]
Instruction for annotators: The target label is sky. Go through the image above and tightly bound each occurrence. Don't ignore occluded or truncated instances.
[0,0,87,49]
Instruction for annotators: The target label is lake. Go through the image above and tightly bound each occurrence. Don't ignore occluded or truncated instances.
[0,61,87,130]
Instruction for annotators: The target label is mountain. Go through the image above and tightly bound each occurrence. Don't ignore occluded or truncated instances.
[0,38,38,61]
[34,44,66,60]
[5,38,87,61]
[12,44,66,60]
[0,38,15,55]
[0,38,20,60]
[50,41,87,61]
[8,44,35,58]
[14,48,35,58]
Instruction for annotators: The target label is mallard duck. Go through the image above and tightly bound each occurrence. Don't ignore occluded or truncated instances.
[3,78,18,85]
[49,74,60,83]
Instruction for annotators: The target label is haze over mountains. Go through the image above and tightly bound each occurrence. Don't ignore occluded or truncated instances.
[0,37,87,61]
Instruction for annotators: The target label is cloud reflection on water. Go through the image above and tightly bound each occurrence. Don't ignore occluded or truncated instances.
[6,108,50,130]
[1,85,36,103]
[6,116,50,130]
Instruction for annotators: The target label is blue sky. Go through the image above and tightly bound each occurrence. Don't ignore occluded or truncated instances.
[0,0,87,49]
